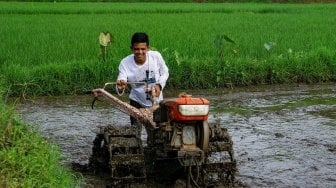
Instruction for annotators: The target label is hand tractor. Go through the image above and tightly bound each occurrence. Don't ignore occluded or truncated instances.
[89,83,236,187]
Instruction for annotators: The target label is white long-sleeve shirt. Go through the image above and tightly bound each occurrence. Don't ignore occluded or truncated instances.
[117,50,169,107]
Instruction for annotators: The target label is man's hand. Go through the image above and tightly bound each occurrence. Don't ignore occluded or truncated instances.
[116,80,126,90]
[153,84,161,97]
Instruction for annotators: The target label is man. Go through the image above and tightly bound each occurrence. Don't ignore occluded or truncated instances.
[116,32,169,125]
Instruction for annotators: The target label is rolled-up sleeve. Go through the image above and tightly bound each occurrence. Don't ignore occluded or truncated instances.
[117,60,128,81]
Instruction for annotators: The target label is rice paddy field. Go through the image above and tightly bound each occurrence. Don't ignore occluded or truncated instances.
[0,2,335,187]
[0,2,336,96]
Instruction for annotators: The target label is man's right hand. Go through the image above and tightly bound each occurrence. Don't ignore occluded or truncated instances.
[116,80,126,90]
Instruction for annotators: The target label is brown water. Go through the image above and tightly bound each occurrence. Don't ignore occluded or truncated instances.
[16,84,336,188]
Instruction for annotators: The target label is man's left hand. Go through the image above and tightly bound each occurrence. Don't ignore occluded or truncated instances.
[153,84,161,97]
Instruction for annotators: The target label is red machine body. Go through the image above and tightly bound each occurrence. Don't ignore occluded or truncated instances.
[159,94,210,122]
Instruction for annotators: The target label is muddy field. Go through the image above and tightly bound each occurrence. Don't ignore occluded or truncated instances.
[16,84,336,188]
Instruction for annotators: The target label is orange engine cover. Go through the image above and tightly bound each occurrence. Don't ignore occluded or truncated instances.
[161,94,210,121]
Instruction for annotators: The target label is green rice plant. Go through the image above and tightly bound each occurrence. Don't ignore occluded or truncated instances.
[214,34,235,63]
[2,59,118,96]
[0,2,336,95]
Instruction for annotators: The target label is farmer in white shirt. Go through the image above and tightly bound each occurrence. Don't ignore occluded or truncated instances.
[116,32,169,125]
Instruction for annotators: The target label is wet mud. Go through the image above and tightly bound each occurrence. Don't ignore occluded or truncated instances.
[16,84,336,188]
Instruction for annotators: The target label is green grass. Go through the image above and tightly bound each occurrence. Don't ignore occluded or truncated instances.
[0,82,81,187]
[0,2,336,96]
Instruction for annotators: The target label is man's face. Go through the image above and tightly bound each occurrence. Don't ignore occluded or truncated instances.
[131,42,148,65]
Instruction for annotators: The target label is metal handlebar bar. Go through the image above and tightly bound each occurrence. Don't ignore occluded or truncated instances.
[103,81,147,96]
